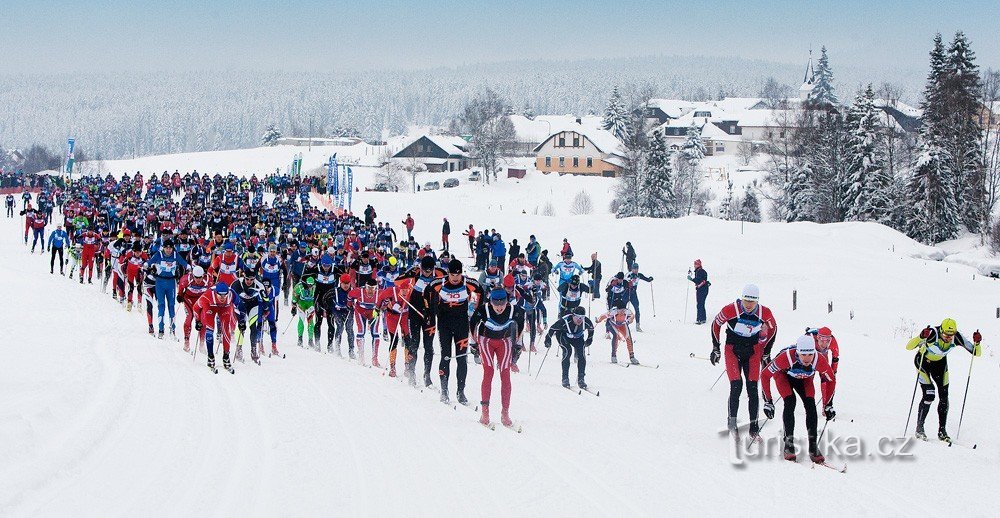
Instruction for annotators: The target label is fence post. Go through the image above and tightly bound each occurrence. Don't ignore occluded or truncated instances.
[792,290,797,311]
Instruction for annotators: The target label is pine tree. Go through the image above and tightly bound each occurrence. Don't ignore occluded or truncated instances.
[843,84,892,222]
[681,123,706,164]
[602,87,630,142]
[719,180,735,220]
[740,184,762,223]
[943,32,985,232]
[641,131,677,218]
[808,46,839,108]
[785,162,816,222]
[262,124,282,146]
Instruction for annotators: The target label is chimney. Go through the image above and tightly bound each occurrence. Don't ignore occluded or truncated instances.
[575,117,582,125]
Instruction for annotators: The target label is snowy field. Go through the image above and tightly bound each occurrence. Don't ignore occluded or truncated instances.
[3,156,1000,517]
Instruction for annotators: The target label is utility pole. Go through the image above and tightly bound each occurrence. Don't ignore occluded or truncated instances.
[309,116,314,151]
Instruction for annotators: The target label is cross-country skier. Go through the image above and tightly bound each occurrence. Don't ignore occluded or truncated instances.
[398,255,446,386]
[557,274,591,318]
[470,287,525,427]
[625,264,653,332]
[349,282,381,364]
[178,265,213,351]
[194,282,236,372]
[688,259,710,324]
[145,239,188,338]
[709,284,777,441]
[595,306,639,365]
[377,279,414,379]
[761,334,837,463]
[424,259,484,404]
[291,276,318,348]
[905,319,982,442]
[544,306,594,390]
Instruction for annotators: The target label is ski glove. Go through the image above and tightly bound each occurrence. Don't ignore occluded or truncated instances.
[761,354,771,369]
[585,338,592,347]
[709,346,720,366]
[763,400,775,420]
[544,337,552,348]
[920,326,932,339]
[824,403,836,421]
[291,306,297,316]
[195,321,203,331]
[238,321,247,333]
[973,330,982,344]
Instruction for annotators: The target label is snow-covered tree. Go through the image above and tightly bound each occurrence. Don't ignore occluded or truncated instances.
[640,131,676,218]
[718,179,736,220]
[602,86,630,142]
[785,162,816,222]
[740,184,762,223]
[906,142,958,243]
[843,84,892,222]
[943,32,985,232]
[808,46,839,108]
[262,124,282,146]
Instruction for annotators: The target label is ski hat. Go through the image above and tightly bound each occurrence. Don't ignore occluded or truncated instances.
[503,274,515,288]
[795,334,816,355]
[489,258,498,267]
[741,284,759,302]
[448,259,463,274]
[305,276,316,285]
[223,242,235,251]
[388,256,398,266]
[214,282,229,295]
[244,268,257,278]
[573,306,587,316]
[940,318,957,335]
[320,256,333,267]
[817,327,832,337]
[615,272,625,280]
[420,256,436,270]
[631,263,639,270]
[489,288,508,301]
[339,273,352,284]
[192,265,205,278]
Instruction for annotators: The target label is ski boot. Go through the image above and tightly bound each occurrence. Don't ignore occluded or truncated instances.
[372,354,381,368]
[479,404,490,426]
[440,385,450,404]
[208,356,216,370]
[271,343,281,357]
[349,347,357,360]
[783,437,797,462]
[223,353,232,372]
[457,389,468,406]
[510,363,519,373]
[529,344,537,353]
[183,337,191,352]
[748,420,761,444]
[388,365,397,377]
[611,355,618,364]
[79,276,84,284]
[297,336,303,348]
[636,323,643,332]
[157,329,164,339]
[562,377,571,389]
[937,428,951,444]
[126,301,133,312]
[809,443,825,464]
[915,426,928,441]
[500,409,513,428]
[578,378,588,390]
[630,355,640,365]
[423,369,433,388]
[307,334,314,350]
[148,324,155,335]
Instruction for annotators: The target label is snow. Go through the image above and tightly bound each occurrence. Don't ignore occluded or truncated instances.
[4,163,1000,516]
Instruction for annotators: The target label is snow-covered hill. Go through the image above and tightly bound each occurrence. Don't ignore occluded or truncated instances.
[4,156,1000,516]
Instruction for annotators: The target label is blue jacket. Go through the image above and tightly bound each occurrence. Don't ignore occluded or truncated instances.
[48,229,68,249]
[491,239,507,258]
[145,251,188,287]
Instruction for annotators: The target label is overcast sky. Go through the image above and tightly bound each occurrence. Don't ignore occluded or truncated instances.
[1,0,996,74]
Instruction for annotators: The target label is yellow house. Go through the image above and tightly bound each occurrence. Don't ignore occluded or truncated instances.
[533,124,624,177]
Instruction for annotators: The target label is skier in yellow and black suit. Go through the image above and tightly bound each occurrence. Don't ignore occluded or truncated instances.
[906,318,981,442]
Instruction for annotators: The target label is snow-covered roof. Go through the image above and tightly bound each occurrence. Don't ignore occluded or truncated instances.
[397,134,469,157]
[532,122,624,157]
[736,109,796,128]
[711,97,763,113]
[646,99,697,118]
[697,123,743,142]
[510,114,604,143]
[872,98,921,118]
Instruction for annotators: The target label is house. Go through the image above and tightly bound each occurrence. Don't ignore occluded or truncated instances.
[391,134,473,172]
[533,122,624,177]
[873,98,922,134]
[509,114,604,156]
[644,99,697,125]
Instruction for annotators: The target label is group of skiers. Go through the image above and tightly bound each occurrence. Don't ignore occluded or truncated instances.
[15,168,985,452]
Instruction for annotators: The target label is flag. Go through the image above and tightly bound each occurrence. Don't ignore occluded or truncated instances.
[65,138,75,175]
[347,167,354,212]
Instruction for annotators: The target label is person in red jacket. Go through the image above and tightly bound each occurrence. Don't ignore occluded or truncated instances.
[78,227,101,284]
[462,224,475,257]
[761,334,837,463]
[709,284,777,441]
[376,279,414,378]
[349,283,381,367]
[194,281,236,371]
[123,242,148,311]
[178,265,214,351]
[809,326,840,375]
[403,214,415,240]
[210,243,240,286]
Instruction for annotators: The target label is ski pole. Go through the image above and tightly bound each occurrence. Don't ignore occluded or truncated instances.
[710,370,725,391]
[649,281,656,318]
[683,269,691,324]
[535,345,552,380]
[193,329,202,362]
[689,352,712,361]
[903,348,928,437]
[955,349,977,441]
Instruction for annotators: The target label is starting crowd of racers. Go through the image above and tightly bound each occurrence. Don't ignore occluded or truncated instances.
[10,169,985,451]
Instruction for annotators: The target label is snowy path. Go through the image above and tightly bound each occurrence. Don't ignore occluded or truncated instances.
[1,206,999,516]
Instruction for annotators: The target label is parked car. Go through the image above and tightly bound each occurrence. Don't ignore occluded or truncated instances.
[443,178,460,188]
[372,183,391,192]
[423,181,441,191]
[468,171,481,182]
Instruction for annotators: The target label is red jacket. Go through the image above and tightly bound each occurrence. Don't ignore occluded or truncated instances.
[761,347,836,405]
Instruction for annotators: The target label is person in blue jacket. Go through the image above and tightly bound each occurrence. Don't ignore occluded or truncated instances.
[688,259,710,324]
[525,235,541,266]
[490,234,507,273]
[47,224,69,275]
[145,239,189,338]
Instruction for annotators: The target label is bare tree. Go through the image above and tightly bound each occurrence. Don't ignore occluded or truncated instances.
[759,77,793,109]
[980,69,1000,243]
[458,89,515,185]
[737,141,757,166]
[569,190,594,215]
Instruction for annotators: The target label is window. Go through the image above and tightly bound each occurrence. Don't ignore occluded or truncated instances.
[545,156,551,167]
[572,135,580,147]
[558,135,566,147]
[572,157,579,167]
[716,144,725,152]
[558,156,565,167]
[586,157,593,168]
